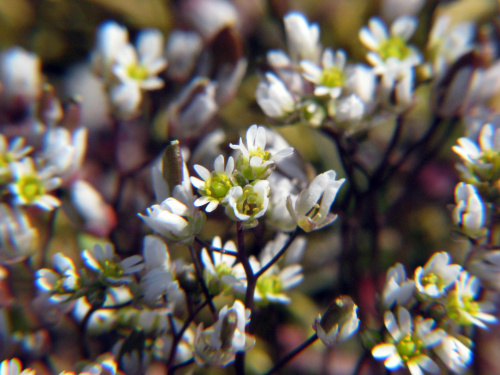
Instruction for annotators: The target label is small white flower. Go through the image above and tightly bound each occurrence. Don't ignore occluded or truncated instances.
[0,204,38,264]
[165,30,203,80]
[301,48,347,98]
[381,263,415,309]
[284,12,321,63]
[256,73,296,119]
[81,243,143,286]
[434,334,472,374]
[230,125,294,180]
[359,16,421,77]
[224,181,270,226]
[9,158,61,211]
[191,155,236,212]
[113,29,167,90]
[452,183,486,238]
[372,307,444,375]
[286,170,345,232]
[414,252,462,299]
[314,296,360,347]
[201,236,239,295]
[0,358,35,375]
[35,253,80,303]
[194,300,255,366]
[332,94,365,123]
[0,47,41,107]
[446,270,497,329]
[91,21,129,80]
[109,82,142,119]
[266,172,300,232]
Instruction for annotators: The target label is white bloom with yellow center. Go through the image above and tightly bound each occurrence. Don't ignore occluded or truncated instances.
[224,180,270,227]
[414,252,462,299]
[301,48,347,98]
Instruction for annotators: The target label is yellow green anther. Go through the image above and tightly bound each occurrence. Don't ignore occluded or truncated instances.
[378,36,411,60]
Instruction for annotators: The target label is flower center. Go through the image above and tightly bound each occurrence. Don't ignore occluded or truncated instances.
[421,272,439,287]
[378,36,411,60]
[204,173,233,200]
[17,175,44,202]
[237,187,264,216]
[396,333,423,362]
[127,64,149,81]
[319,66,345,88]
[257,275,282,296]
[102,259,123,278]
[447,291,480,326]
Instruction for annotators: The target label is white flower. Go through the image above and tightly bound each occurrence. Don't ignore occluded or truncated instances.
[414,252,462,299]
[256,73,296,119]
[113,29,167,90]
[9,158,61,211]
[468,250,500,291]
[0,135,32,182]
[314,296,360,347]
[0,358,35,375]
[194,300,255,366]
[81,243,143,286]
[345,64,377,110]
[41,126,88,182]
[301,48,347,98]
[140,164,206,244]
[452,183,486,238]
[266,172,300,232]
[224,181,270,227]
[286,170,345,232]
[446,271,497,329]
[359,16,421,76]
[230,125,294,180]
[284,12,321,63]
[333,94,365,123]
[201,236,239,295]
[372,307,445,375]
[381,263,415,309]
[184,0,238,39]
[434,334,472,374]
[0,204,38,264]
[109,82,142,119]
[191,155,235,212]
[91,21,129,80]
[35,253,80,303]
[0,47,41,107]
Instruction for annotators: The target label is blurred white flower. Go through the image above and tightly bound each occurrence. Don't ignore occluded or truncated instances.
[446,271,497,329]
[0,135,32,182]
[452,183,486,238]
[183,0,238,40]
[9,158,61,211]
[165,30,203,80]
[0,358,35,375]
[434,334,472,374]
[414,252,462,299]
[381,263,415,309]
[201,236,239,295]
[113,29,167,90]
[314,296,360,347]
[109,82,142,120]
[301,48,347,98]
[0,204,38,264]
[35,253,80,303]
[333,94,365,123]
[91,21,129,80]
[284,12,321,63]
[266,172,299,232]
[372,307,444,375]
[0,47,41,107]
[256,73,296,119]
[286,170,345,232]
[468,250,500,291]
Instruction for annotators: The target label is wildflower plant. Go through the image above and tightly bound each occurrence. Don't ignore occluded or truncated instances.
[0,2,500,375]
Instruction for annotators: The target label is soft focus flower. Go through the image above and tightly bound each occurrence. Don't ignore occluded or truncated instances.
[0,204,38,264]
[0,135,32,183]
[165,30,203,80]
[82,243,143,286]
[194,300,255,366]
[414,252,462,299]
[314,296,360,347]
[230,125,294,180]
[286,170,345,232]
[434,334,472,374]
[9,158,61,210]
[284,12,321,63]
[256,73,296,119]
[452,183,486,238]
[0,358,35,375]
[381,263,415,309]
[201,236,239,295]
[35,253,80,303]
[468,250,500,291]
[224,181,270,227]
[372,307,445,375]
[109,82,142,119]
[446,271,497,329]
[191,155,236,212]
[0,47,41,108]
[301,48,347,98]
[113,29,167,90]
[91,21,129,80]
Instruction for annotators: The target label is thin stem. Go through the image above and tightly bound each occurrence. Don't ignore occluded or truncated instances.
[234,221,256,375]
[194,236,239,257]
[188,245,217,319]
[255,228,299,278]
[263,333,318,375]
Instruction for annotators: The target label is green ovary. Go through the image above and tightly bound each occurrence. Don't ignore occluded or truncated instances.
[102,259,123,278]
[17,175,44,202]
[447,291,480,326]
[378,36,411,60]
[396,333,423,362]
[257,275,282,297]
[127,64,149,81]
[319,66,345,88]
[237,188,263,216]
[204,173,232,200]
